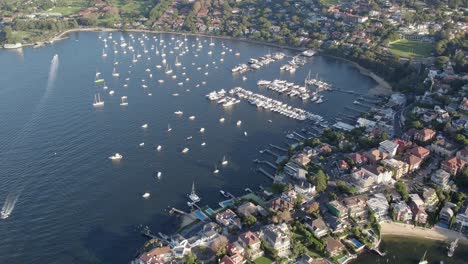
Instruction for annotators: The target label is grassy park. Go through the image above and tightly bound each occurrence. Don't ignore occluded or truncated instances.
[389,39,433,58]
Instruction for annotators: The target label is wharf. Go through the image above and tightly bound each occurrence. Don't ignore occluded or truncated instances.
[256,168,275,180]
[269,144,288,152]
[253,159,278,169]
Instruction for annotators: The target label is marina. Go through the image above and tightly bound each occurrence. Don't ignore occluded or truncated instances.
[0,31,382,263]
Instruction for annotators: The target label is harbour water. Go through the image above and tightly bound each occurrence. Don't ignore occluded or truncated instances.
[356,235,468,263]
[0,31,378,263]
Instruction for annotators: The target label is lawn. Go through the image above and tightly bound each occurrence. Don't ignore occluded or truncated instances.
[254,256,274,264]
[389,40,433,58]
[48,6,84,15]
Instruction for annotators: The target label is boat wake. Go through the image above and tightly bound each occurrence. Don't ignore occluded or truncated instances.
[1,192,20,219]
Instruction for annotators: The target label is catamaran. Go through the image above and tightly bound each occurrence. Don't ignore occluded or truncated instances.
[188,182,200,202]
[93,94,104,107]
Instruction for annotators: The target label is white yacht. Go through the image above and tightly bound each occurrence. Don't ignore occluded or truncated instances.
[157,171,162,179]
[182,148,189,154]
[236,120,242,126]
[213,166,219,174]
[93,94,104,107]
[109,90,115,95]
[174,111,183,115]
[189,115,196,120]
[120,96,128,106]
[141,123,148,129]
[219,117,225,123]
[221,156,228,166]
[156,145,162,151]
[201,142,206,146]
[200,127,205,133]
[109,153,123,160]
[139,142,145,147]
[244,131,248,136]
[142,192,150,199]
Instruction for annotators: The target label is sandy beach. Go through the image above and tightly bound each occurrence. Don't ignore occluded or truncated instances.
[381,221,468,245]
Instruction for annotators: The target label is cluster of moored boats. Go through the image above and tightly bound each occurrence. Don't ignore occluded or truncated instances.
[257,79,311,100]
[280,55,307,72]
[206,89,241,107]
[232,52,286,73]
[228,87,323,121]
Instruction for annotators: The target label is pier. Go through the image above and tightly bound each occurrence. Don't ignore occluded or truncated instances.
[253,159,278,169]
[169,207,188,215]
[371,247,386,257]
[263,149,280,157]
[292,131,306,140]
[269,144,288,152]
[256,168,275,180]
[331,88,361,95]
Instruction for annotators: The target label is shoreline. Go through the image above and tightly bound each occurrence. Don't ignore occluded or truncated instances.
[380,221,468,245]
[8,27,391,95]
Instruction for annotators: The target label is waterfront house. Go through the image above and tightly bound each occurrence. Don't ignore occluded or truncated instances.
[327,200,348,219]
[455,207,468,231]
[379,140,399,158]
[414,128,435,142]
[409,194,428,225]
[293,153,311,167]
[216,209,242,229]
[342,195,368,219]
[269,197,294,212]
[381,158,409,179]
[225,242,245,264]
[238,231,263,260]
[431,169,451,189]
[323,213,348,234]
[430,138,458,157]
[306,218,329,238]
[324,237,345,257]
[284,162,308,180]
[294,182,316,201]
[260,223,291,258]
[393,201,413,223]
[137,246,173,264]
[220,255,237,264]
[366,193,390,220]
[441,157,466,175]
[237,202,258,217]
[439,203,455,225]
[422,187,439,212]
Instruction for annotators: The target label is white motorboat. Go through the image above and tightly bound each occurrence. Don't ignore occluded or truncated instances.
[156,145,162,151]
[109,153,123,160]
[93,94,104,107]
[175,111,183,115]
[120,96,128,106]
[139,142,145,147]
[221,156,228,166]
[201,142,206,146]
[236,120,242,126]
[141,123,148,129]
[200,127,205,133]
[219,117,225,123]
[109,90,115,95]
[182,148,189,153]
[244,131,248,136]
[142,192,150,199]
[189,115,196,120]
[157,171,162,179]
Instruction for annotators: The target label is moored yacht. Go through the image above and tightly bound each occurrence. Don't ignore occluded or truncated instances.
[109,153,123,160]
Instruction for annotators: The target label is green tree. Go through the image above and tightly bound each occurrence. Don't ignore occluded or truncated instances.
[313,170,328,192]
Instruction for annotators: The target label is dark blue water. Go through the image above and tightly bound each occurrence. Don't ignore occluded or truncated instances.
[0,31,377,263]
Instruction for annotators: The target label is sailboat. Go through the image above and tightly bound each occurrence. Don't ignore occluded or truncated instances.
[167,124,172,132]
[213,165,219,174]
[221,156,228,166]
[102,49,107,57]
[209,37,215,46]
[132,54,137,63]
[93,94,104,107]
[165,64,173,74]
[175,56,181,67]
[188,182,200,202]
[418,251,428,264]
[448,238,458,257]
[112,68,119,77]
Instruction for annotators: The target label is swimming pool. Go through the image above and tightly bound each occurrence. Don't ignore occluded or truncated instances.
[219,199,234,208]
[194,210,208,220]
